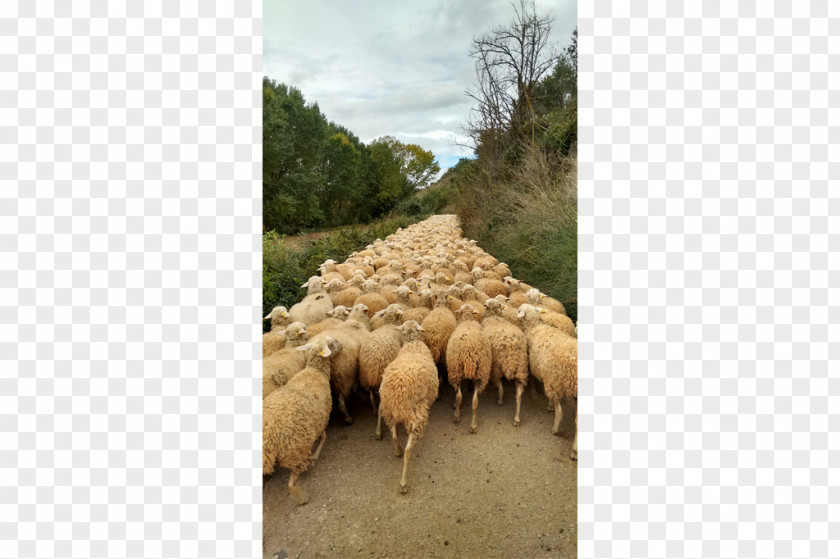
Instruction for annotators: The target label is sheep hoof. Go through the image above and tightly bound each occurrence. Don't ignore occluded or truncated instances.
[497,399,503,406]
[513,420,521,427]
[551,428,560,436]
[343,416,354,425]
[453,416,460,424]
[570,449,577,461]
[469,427,477,434]
[374,432,382,441]
[399,483,409,495]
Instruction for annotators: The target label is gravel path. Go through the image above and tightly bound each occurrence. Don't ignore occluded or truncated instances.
[263,380,577,559]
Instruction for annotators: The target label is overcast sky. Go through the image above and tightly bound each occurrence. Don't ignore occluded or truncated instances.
[264,0,576,175]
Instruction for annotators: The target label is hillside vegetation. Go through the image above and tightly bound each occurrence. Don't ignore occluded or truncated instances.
[263,79,439,234]
[445,3,578,322]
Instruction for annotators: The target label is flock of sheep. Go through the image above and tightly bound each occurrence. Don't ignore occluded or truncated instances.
[262,215,577,504]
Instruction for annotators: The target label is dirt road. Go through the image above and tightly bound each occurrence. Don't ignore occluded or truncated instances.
[263,381,577,559]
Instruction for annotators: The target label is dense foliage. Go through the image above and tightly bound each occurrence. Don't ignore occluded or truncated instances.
[263,79,439,234]
[446,3,578,322]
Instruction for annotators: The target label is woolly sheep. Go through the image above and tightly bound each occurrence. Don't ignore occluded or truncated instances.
[262,322,309,399]
[445,304,493,433]
[263,305,291,331]
[359,304,405,430]
[288,292,334,326]
[263,336,341,504]
[378,320,439,494]
[309,320,366,424]
[537,307,577,338]
[518,304,577,460]
[482,299,529,426]
[421,291,457,366]
[305,305,351,338]
[526,288,567,316]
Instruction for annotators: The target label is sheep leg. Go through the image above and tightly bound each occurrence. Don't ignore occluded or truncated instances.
[399,432,415,494]
[469,384,479,434]
[390,424,402,457]
[496,379,504,406]
[571,407,578,461]
[552,401,563,435]
[369,389,377,416]
[375,403,383,440]
[337,394,354,425]
[513,382,524,427]
[288,472,308,506]
[453,385,462,423]
[309,430,327,466]
[546,386,553,412]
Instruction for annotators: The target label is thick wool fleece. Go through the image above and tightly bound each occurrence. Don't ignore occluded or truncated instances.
[475,278,508,299]
[481,313,529,386]
[358,306,404,391]
[262,341,336,476]
[355,292,389,315]
[421,304,457,364]
[289,292,334,326]
[379,329,439,440]
[445,312,492,392]
[519,305,577,400]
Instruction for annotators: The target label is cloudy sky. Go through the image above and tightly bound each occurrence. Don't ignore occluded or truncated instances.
[264,0,576,174]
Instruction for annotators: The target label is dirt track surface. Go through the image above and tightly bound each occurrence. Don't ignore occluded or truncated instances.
[263,381,577,559]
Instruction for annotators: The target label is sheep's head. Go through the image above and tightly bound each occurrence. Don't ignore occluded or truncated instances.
[395,320,424,342]
[283,322,309,346]
[297,336,343,362]
[325,278,345,292]
[455,304,480,322]
[263,306,289,322]
[516,304,546,328]
[483,298,503,316]
[351,303,370,317]
[302,275,327,293]
[383,304,404,324]
[326,306,350,320]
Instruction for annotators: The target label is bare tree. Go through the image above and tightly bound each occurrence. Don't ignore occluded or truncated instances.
[465,0,557,147]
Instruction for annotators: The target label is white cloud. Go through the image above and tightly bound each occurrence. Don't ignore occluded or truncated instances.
[264,0,577,172]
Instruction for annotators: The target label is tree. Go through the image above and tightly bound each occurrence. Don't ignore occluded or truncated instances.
[466,0,557,146]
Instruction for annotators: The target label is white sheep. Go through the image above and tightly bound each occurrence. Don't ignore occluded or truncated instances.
[359,304,405,433]
[262,322,309,400]
[481,299,529,426]
[518,304,577,460]
[263,336,341,505]
[378,320,439,494]
[445,304,493,433]
[263,305,291,331]
[288,292,334,326]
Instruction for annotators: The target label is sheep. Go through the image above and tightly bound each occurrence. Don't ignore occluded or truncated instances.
[445,304,492,433]
[526,287,567,316]
[359,304,405,426]
[518,304,577,460]
[370,304,404,331]
[305,305,351,338]
[263,305,290,331]
[262,336,341,505]
[475,277,509,299]
[302,275,328,296]
[288,292,334,326]
[421,291,457,366]
[504,278,532,308]
[309,320,366,424]
[355,280,389,315]
[482,299,529,427]
[377,320,439,494]
[346,303,371,329]
[263,322,309,399]
[538,307,577,338]
[491,294,522,326]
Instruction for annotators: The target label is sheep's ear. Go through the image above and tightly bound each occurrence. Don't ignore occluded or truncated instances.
[301,282,308,288]
[472,309,480,315]
[395,325,404,331]
[517,309,526,318]
[319,345,332,357]
[539,293,545,299]
[264,313,271,320]
[396,309,403,316]
[326,309,334,317]
[296,343,312,352]
[538,307,547,314]
[417,325,425,332]
[281,311,289,318]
